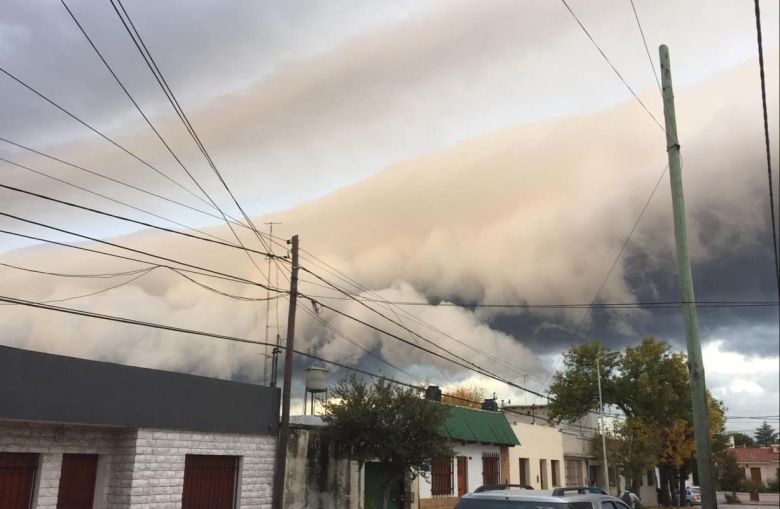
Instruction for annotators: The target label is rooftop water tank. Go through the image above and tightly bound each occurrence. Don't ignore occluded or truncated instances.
[305,367,328,393]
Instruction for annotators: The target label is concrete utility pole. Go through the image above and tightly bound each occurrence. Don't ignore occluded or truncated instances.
[659,45,716,509]
[596,355,610,494]
[272,234,299,509]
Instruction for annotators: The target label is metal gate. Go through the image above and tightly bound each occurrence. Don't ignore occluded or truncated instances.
[482,453,500,485]
[181,455,239,509]
[57,454,98,509]
[0,453,37,509]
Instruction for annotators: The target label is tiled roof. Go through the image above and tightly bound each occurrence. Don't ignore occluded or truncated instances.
[440,404,520,446]
[731,447,780,464]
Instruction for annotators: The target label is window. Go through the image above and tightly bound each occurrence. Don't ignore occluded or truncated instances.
[57,454,99,509]
[431,457,453,497]
[565,459,583,486]
[482,453,500,485]
[551,460,561,487]
[0,453,38,509]
[454,501,592,509]
[518,458,530,486]
[182,455,239,509]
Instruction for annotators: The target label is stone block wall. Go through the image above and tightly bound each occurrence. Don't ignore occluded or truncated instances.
[0,421,276,508]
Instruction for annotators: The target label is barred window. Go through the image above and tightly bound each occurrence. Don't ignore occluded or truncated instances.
[431,456,454,497]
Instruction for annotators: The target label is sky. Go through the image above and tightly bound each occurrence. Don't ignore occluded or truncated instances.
[0,0,778,432]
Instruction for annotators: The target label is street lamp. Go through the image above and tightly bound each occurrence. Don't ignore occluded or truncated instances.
[596,350,619,495]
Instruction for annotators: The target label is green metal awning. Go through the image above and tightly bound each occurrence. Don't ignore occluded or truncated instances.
[439,404,520,446]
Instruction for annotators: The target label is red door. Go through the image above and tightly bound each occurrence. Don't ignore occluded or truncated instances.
[457,457,468,496]
[182,455,239,509]
[0,453,37,509]
[57,454,98,509]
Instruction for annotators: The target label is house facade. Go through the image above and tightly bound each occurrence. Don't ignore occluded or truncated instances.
[0,345,280,509]
[732,445,780,487]
[415,402,519,509]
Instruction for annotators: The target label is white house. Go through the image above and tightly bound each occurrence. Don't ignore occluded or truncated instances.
[0,345,279,509]
[732,445,780,487]
[415,398,519,509]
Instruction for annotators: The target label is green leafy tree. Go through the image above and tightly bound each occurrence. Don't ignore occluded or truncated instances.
[601,417,662,491]
[322,375,452,509]
[729,432,756,448]
[547,337,725,507]
[754,422,779,447]
[714,448,744,491]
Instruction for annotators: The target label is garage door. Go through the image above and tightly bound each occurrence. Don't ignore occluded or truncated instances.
[57,454,98,509]
[0,453,37,509]
[182,455,239,509]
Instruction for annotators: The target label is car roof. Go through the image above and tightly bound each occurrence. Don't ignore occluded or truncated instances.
[461,489,620,504]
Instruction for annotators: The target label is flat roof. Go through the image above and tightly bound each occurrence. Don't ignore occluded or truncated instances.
[0,345,279,435]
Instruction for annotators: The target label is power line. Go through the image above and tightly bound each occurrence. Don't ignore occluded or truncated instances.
[299,293,777,309]
[753,0,780,302]
[0,136,223,225]
[628,0,661,93]
[0,66,209,208]
[0,262,151,279]
[0,267,155,306]
[0,155,237,245]
[0,221,285,294]
[107,0,277,261]
[297,255,547,386]
[300,267,538,391]
[0,292,420,392]
[59,0,270,284]
[0,182,279,260]
[559,0,664,131]
[543,163,669,388]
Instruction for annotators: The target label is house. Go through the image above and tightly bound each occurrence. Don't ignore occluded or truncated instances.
[732,445,780,487]
[502,404,658,506]
[415,394,520,509]
[0,345,280,508]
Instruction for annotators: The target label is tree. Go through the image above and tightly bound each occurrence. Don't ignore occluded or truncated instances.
[322,376,452,509]
[602,417,662,492]
[754,422,779,447]
[441,384,486,408]
[714,448,744,491]
[729,432,756,448]
[547,337,724,507]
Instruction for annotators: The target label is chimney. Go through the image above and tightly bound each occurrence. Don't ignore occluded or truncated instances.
[425,385,442,402]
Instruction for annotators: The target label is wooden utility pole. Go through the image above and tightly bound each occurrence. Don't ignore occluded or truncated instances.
[659,45,716,509]
[272,234,299,509]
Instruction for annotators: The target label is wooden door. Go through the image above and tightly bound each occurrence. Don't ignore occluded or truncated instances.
[0,453,37,509]
[519,458,528,486]
[750,467,762,485]
[457,457,468,496]
[182,455,238,509]
[539,459,548,489]
[57,454,98,509]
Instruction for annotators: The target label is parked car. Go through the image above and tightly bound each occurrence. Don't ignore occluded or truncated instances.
[454,486,632,509]
[683,487,701,506]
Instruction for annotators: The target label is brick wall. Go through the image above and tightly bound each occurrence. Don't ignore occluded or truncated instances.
[500,446,510,484]
[0,421,276,509]
[419,496,458,509]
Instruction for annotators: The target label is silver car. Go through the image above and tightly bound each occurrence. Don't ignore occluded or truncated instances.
[454,486,632,509]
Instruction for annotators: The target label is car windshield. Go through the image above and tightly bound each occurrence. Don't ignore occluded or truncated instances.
[455,501,592,509]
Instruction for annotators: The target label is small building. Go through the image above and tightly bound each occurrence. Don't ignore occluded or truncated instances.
[0,345,280,508]
[732,445,780,487]
[416,402,520,509]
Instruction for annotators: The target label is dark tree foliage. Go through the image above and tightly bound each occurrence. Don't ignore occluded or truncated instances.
[729,432,757,448]
[322,375,452,509]
[754,422,779,447]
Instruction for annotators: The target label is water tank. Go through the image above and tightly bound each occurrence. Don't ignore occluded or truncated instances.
[305,367,329,393]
